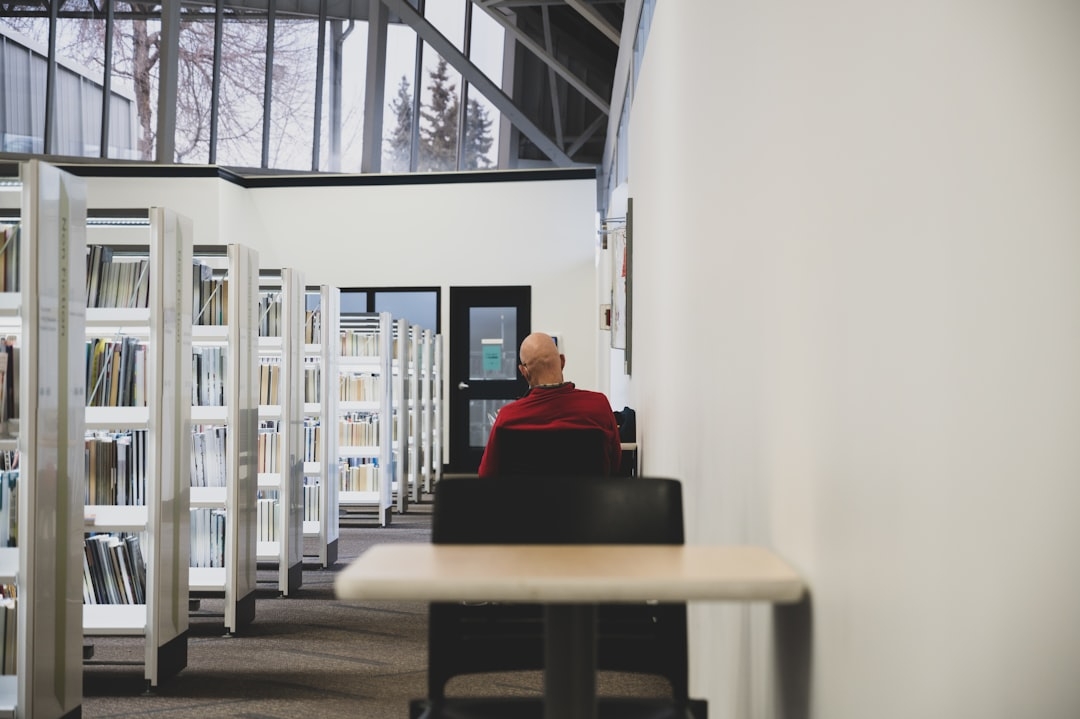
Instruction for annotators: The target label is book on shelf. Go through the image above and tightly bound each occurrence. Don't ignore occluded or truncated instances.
[192,346,226,406]
[303,479,322,522]
[0,223,19,293]
[190,508,226,568]
[257,494,280,542]
[305,309,321,344]
[86,246,150,309]
[0,336,15,428]
[303,359,321,403]
[258,359,282,406]
[83,533,147,605]
[258,293,282,337]
[303,419,321,463]
[257,421,280,474]
[0,470,16,547]
[86,337,146,408]
[85,431,146,506]
[190,425,227,488]
[0,597,14,675]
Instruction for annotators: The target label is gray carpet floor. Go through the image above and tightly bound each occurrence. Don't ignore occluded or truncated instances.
[82,498,667,718]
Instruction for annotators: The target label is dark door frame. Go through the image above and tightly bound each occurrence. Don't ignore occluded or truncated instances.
[448,286,531,473]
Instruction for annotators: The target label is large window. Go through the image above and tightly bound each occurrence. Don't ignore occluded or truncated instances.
[341,287,439,334]
[0,0,600,173]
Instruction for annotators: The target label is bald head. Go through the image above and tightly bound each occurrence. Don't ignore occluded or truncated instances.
[518,332,565,387]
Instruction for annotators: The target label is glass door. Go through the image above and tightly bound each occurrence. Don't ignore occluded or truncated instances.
[448,286,530,472]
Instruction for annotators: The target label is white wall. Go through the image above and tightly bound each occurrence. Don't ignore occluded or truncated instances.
[81,172,601,466]
[242,178,598,380]
[628,2,1080,718]
[83,175,222,243]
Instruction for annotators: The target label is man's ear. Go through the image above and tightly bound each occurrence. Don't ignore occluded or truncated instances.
[559,354,566,369]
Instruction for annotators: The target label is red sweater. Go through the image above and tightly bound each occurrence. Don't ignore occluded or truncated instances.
[477,382,622,478]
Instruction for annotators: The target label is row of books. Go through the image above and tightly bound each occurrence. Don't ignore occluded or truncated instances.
[192,346,226,407]
[257,424,280,474]
[86,246,150,309]
[339,458,380,492]
[258,293,282,337]
[191,426,228,488]
[86,431,147,506]
[0,337,15,428]
[258,360,281,406]
[305,309,321,345]
[0,597,15,675]
[340,372,381,402]
[395,413,417,442]
[83,533,147,605]
[339,414,380,447]
[303,361,320,403]
[340,330,382,357]
[193,259,228,326]
[303,421,321,463]
[0,471,15,547]
[0,224,19,293]
[256,495,280,542]
[302,480,321,522]
[86,337,146,408]
[0,452,16,471]
[190,508,226,568]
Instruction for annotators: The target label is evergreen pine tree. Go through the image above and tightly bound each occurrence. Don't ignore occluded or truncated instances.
[419,56,459,171]
[463,98,494,169]
[385,75,414,172]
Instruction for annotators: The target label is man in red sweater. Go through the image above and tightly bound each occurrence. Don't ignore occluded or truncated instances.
[477,332,621,477]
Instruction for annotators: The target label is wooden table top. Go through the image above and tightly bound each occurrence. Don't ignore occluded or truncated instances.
[334,543,805,604]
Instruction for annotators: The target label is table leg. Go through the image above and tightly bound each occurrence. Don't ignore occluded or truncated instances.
[543,603,597,719]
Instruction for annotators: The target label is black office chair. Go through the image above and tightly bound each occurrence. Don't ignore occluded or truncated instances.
[495,426,612,477]
[409,476,708,719]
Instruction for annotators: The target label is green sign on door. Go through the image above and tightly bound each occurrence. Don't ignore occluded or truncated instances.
[482,339,502,373]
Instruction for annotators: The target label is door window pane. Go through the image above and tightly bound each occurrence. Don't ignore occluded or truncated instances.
[469,306,516,380]
[469,398,513,448]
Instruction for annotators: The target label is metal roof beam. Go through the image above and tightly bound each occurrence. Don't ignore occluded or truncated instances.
[361,0,388,172]
[472,0,610,115]
[380,0,574,166]
[563,0,619,45]
[600,0,640,186]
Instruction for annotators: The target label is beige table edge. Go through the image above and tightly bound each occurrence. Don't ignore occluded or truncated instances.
[334,544,805,604]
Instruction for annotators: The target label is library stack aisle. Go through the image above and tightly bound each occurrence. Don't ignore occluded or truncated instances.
[83,207,193,688]
[190,245,258,633]
[303,286,339,568]
[0,160,86,718]
[338,312,393,527]
[255,268,305,595]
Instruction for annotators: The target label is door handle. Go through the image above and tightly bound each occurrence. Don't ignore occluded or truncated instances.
[457,382,470,390]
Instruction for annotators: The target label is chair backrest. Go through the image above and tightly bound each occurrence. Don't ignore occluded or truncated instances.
[432,475,684,545]
[494,426,612,478]
[424,476,694,705]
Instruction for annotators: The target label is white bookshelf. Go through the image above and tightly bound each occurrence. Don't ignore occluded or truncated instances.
[303,286,339,568]
[432,334,444,487]
[190,244,258,634]
[391,318,411,514]
[255,268,304,595]
[82,207,193,689]
[338,312,393,527]
[420,329,436,496]
[406,324,422,505]
[1,160,86,719]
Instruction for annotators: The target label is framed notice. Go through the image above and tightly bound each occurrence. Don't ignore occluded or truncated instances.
[610,199,632,374]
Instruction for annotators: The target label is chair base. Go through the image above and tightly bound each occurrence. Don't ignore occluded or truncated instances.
[409,696,708,719]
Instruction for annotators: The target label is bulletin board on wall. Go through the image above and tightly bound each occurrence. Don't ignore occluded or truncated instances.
[610,198,633,375]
